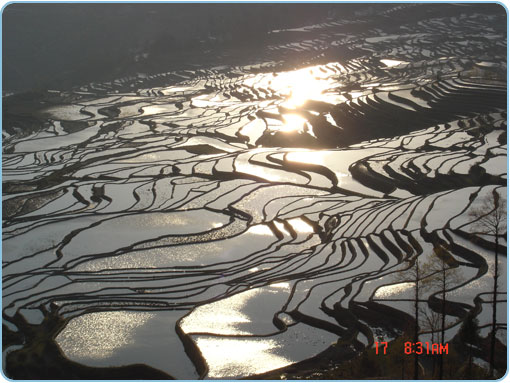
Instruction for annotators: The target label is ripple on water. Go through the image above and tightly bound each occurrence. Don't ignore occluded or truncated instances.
[192,322,338,379]
[56,310,199,379]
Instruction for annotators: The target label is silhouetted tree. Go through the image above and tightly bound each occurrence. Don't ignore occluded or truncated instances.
[422,246,461,379]
[395,248,462,379]
[459,312,481,378]
[469,190,506,377]
[419,306,441,375]
[394,257,422,379]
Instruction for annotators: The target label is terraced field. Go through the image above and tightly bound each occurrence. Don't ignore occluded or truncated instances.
[2,3,507,380]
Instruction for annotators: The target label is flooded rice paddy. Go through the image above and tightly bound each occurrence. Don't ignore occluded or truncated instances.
[2,4,507,379]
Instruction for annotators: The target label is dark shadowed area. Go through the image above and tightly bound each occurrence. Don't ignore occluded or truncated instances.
[3,3,365,92]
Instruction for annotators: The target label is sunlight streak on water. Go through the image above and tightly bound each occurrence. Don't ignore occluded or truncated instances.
[380,59,409,67]
[56,311,154,360]
[374,282,414,298]
[284,71,324,107]
[195,337,294,378]
[270,282,291,289]
[248,224,274,236]
[280,114,308,132]
[237,154,308,184]
[287,217,314,233]
[142,104,177,115]
[180,289,259,335]
[268,66,334,108]
[179,283,293,341]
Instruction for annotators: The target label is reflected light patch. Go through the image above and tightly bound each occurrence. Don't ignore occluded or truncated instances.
[165,85,192,93]
[350,91,364,98]
[191,96,227,108]
[248,224,274,236]
[380,59,409,67]
[56,311,154,360]
[236,161,307,184]
[271,67,331,108]
[285,149,313,165]
[180,289,259,335]
[325,113,340,128]
[195,337,294,378]
[274,221,290,236]
[374,282,414,298]
[286,74,323,107]
[270,282,291,289]
[138,212,191,227]
[287,217,315,233]
[281,114,307,132]
[142,105,171,115]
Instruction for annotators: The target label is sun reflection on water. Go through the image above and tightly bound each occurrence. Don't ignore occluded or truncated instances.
[248,224,274,236]
[56,311,154,360]
[280,114,307,132]
[195,337,293,378]
[180,289,259,335]
[374,282,414,298]
[284,71,324,107]
[380,59,409,67]
[268,66,334,108]
[287,217,315,233]
[142,104,175,115]
[270,282,291,289]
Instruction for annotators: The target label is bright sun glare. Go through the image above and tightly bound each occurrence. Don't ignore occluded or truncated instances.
[281,114,307,132]
[271,67,330,108]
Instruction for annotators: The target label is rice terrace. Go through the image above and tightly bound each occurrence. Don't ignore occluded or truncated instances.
[2,3,508,380]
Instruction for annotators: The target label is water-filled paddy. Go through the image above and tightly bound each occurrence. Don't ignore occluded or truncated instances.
[2,3,507,379]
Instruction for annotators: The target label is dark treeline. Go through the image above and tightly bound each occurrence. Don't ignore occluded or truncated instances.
[2,3,503,93]
[3,3,350,92]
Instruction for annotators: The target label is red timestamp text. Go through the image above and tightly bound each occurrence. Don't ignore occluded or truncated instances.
[375,341,388,354]
[374,341,448,355]
[404,341,448,355]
